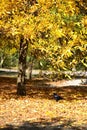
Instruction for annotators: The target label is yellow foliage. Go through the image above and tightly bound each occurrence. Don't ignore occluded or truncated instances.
[0,0,87,71]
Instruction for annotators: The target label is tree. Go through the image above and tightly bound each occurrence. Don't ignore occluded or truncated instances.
[0,34,17,68]
[0,0,87,96]
[0,0,37,95]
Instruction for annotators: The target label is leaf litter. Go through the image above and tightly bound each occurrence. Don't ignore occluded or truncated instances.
[0,77,87,129]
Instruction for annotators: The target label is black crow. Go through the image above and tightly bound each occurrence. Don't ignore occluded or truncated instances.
[53,93,63,101]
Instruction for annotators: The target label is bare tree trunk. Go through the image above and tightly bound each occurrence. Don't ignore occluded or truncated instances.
[27,59,33,80]
[0,55,5,68]
[17,36,28,96]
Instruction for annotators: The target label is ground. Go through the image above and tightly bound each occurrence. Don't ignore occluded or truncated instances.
[0,76,87,130]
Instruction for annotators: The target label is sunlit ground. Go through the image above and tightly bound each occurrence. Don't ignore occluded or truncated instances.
[0,77,87,130]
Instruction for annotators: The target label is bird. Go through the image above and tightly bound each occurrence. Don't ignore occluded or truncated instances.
[53,93,63,101]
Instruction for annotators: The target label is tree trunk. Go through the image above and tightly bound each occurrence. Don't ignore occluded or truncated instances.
[27,59,33,80]
[17,36,28,96]
[0,55,5,68]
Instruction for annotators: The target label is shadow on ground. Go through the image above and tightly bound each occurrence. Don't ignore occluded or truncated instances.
[0,77,87,101]
[0,117,87,130]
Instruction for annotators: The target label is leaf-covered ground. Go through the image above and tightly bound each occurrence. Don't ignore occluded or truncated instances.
[0,77,87,130]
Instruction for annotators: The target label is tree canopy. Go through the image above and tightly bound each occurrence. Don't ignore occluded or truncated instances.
[0,0,87,71]
[0,0,87,74]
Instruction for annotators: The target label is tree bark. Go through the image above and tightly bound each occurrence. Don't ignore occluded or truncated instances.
[17,36,28,96]
[27,59,34,80]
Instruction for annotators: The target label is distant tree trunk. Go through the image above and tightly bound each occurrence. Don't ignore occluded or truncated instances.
[17,36,28,96]
[27,59,34,80]
[0,55,5,68]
